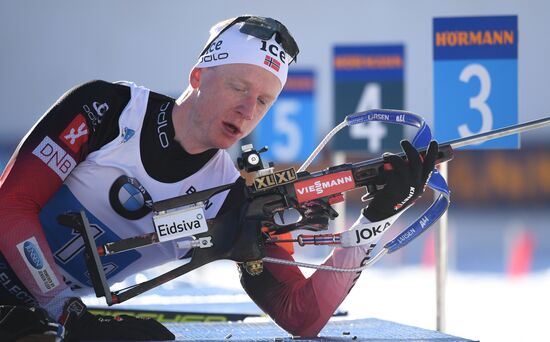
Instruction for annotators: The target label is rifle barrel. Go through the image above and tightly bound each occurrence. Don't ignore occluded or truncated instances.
[447,116,550,149]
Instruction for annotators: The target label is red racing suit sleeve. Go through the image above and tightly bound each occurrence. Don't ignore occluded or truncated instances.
[239,242,372,337]
[0,80,130,314]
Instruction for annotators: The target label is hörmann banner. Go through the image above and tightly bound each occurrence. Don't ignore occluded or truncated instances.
[434,16,518,149]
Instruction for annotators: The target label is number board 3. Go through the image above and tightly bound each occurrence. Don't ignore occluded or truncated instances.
[433,16,519,149]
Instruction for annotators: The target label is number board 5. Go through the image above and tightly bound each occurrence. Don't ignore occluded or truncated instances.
[253,70,316,163]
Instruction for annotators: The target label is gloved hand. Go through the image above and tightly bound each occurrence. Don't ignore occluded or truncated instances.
[296,200,337,231]
[60,298,175,341]
[0,305,63,341]
[364,140,438,222]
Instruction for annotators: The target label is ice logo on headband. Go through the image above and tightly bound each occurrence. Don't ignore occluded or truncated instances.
[195,23,289,87]
[200,38,286,70]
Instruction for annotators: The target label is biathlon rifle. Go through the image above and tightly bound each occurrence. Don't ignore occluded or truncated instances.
[58,110,550,306]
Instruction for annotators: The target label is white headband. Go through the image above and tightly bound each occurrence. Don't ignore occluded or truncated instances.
[194,22,289,87]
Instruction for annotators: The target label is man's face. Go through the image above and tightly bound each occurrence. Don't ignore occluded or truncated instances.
[187,64,282,151]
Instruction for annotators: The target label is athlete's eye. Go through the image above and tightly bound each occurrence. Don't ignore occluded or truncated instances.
[231,83,247,93]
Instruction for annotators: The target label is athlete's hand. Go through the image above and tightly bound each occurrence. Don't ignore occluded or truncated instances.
[0,305,63,340]
[363,140,438,221]
[61,298,175,341]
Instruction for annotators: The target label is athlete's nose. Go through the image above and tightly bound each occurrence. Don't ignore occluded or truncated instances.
[237,96,256,120]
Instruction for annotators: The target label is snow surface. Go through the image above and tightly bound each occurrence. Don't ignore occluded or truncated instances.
[83,259,550,342]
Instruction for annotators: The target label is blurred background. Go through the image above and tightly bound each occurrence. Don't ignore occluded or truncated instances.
[1,1,549,341]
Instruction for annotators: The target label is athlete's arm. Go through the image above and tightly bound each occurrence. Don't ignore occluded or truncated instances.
[239,239,371,337]
[217,173,370,337]
[0,80,130,317]
[238,140,438,337]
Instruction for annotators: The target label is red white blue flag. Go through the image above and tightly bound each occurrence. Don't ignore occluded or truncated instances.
[264,55,281,72]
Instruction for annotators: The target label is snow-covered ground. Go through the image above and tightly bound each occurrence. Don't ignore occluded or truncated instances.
[343,266,550,342]
[83,259,550,342]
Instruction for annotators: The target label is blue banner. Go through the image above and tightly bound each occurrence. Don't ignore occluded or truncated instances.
[253,70,316,163]
[434,16,518,149]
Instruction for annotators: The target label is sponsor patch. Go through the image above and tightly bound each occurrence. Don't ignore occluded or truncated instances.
[16,237,60,293]
[254,168,297,190]
[353,221,391,245]
[59,114,89,153]
[294,171,355,203]
[153,205,208,243]
[82,101,108,130]
[109,175,152,220]
[92,101,109,116]
[340,217,396,248]
[121,127,135,143]
[32,136,77,180]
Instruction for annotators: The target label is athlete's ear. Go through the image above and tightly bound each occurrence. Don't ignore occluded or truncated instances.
[189,67,203,89]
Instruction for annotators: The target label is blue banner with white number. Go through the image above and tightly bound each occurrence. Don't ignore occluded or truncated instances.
[253,70,316,163]
[434,16,518,149]
[333,45,404,153]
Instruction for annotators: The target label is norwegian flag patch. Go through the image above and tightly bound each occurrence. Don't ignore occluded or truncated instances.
[264,55,281,72]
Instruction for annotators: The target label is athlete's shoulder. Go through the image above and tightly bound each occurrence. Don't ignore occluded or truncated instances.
[64,79,130,98]
[147,87,176,103]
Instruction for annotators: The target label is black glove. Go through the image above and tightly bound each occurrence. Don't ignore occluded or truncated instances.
[61,298,175,341]
[0,305,62,341]
[364,140,438,221]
